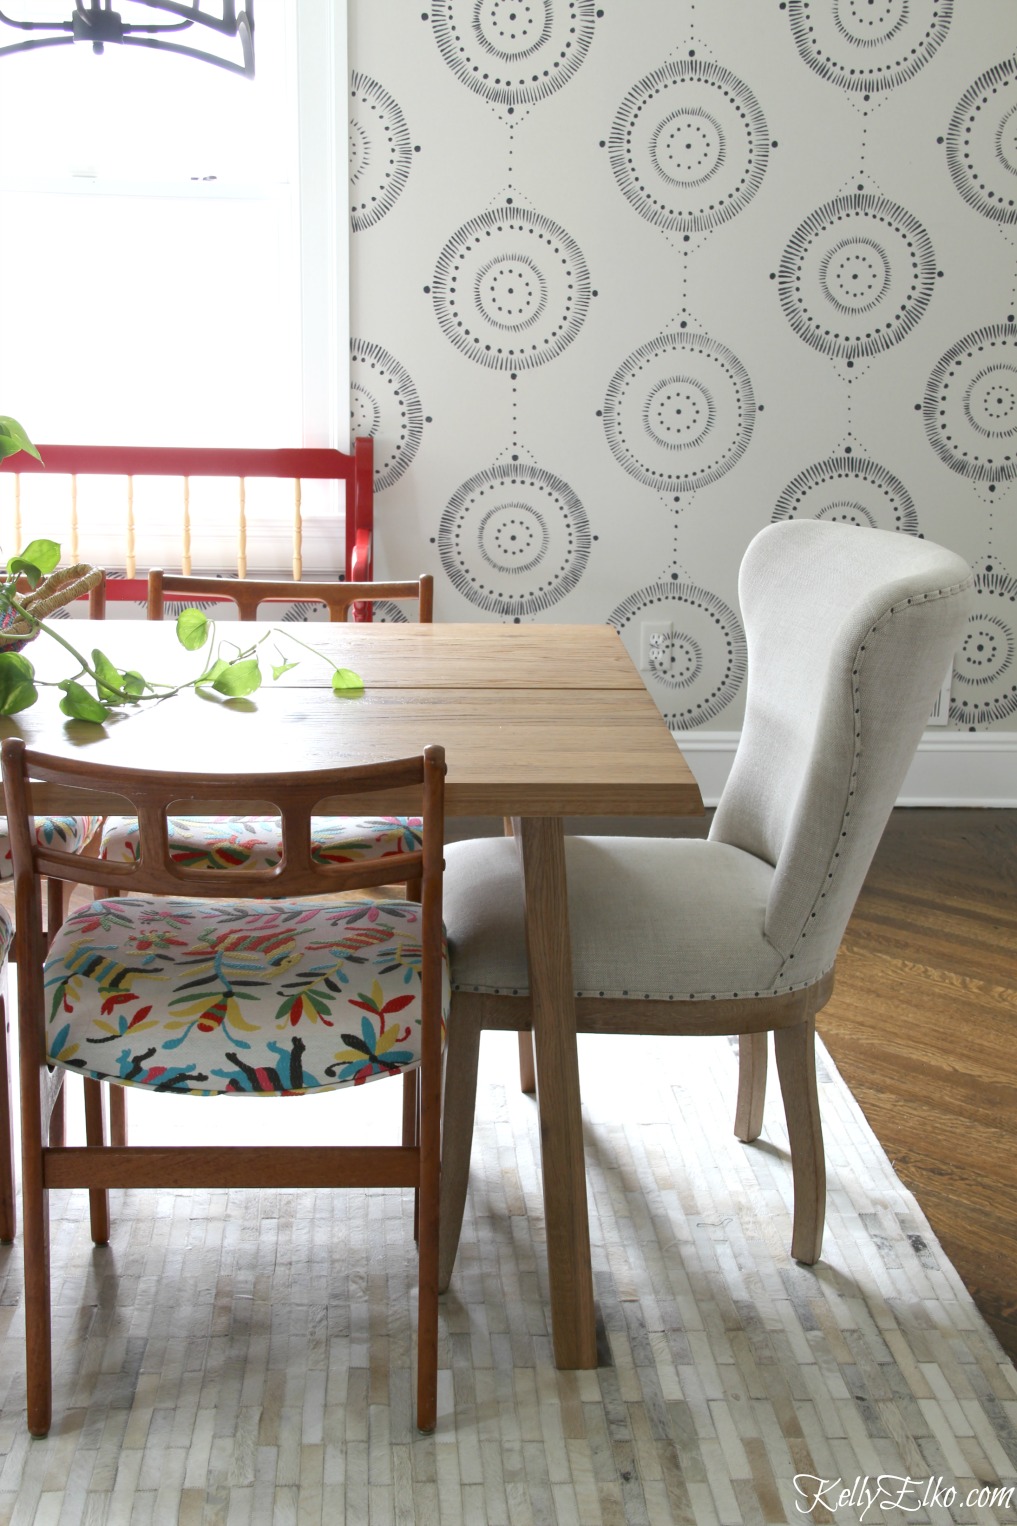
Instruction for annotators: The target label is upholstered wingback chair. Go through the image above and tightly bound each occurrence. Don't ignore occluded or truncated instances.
[437,520,974,1289]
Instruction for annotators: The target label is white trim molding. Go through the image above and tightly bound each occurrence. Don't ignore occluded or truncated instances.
[674,731,1017,809]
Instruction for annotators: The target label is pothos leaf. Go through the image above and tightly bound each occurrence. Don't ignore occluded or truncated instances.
[120,669,146,697]
[210,659,262,697]
[0,651,38,714]
[0,416,42,464]
[92,648,122,701]
[176,607,210,651]
[331,667,364,695]
[17,538,60,573]
[195,657,229,687]
[272,660,298,680]
[92,650,146,703]
[7,537,61,586]
[58,679,110,724]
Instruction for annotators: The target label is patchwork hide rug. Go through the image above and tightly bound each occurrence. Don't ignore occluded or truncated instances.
[0,1030,1014,1525]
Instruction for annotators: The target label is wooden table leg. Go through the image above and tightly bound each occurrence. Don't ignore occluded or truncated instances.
[517,816,597,1369]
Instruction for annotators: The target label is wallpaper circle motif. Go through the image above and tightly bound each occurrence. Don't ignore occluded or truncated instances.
[778,194,937,361]
[432,206,591,371]
[431,0,597,109]
[946,58,1017,226]
[787,0,952,95]
[603,331,755,492]
[608,60,769,234]
[349,341,424,491]
[609,580,746,728]
[773,456,918,533]
[349,73,413,232]
[923,323,1017,483]
[949,560,1017,726]
[439,462,590,616]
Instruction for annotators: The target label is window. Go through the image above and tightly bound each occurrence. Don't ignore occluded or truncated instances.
[0,1,349,573]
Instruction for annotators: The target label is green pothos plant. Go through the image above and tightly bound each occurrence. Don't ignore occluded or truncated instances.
[0,416,364,723]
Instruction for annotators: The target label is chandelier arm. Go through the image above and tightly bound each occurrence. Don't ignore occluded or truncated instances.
[131,1,252,39]
[119,26,252,77]
[0,34,75,54]
[0,7,73,29]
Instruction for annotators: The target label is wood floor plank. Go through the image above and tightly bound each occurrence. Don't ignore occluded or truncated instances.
[818,807,1017,1366]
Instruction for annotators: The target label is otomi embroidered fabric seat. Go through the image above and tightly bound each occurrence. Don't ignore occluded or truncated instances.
[46,895,447,1095]
[99,814,421,873]
[0,814,99,876]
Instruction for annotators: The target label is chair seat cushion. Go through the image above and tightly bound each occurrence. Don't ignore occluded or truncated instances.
[44,897,449,1096]
[99,815,423,871]
[0,816,101,879]
[446,836,790,1000]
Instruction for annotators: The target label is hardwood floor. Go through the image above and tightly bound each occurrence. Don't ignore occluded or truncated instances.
[818,808,1017,1363]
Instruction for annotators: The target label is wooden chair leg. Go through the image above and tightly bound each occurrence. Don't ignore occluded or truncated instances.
[438,1016,483,1293]
[0,986,14,1243]
[516,1031,536,1095]
[402,1070,419,1242]
[45,878,66,946]
[500,818,537,1096]
[416,1056,441,1433]
[109,1084,128,1148]
[82,1078,111,1246]
[773,1016,826,1265]
[49,1078,66,1148]
[734,1030,767,1142]
[22,1071,53,1436]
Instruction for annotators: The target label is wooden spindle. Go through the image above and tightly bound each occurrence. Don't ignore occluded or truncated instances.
[126,475,135,580]
[293,477,302,581]
[238,477,247,578]
[182,476,192,575]
[70,474,79,564]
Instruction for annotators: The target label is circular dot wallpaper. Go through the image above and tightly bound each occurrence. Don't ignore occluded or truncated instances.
[348,0,1017,748]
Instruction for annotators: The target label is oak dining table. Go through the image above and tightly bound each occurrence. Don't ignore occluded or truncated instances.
[3,617,704,1370]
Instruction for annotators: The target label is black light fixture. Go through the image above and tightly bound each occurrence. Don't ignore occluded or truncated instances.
[0,2,254,77]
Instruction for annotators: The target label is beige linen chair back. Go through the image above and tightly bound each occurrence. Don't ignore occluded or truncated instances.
[712,521,973,989]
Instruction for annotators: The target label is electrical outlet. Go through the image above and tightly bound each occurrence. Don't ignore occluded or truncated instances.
[639,620,674,672]
[927,663,953,727]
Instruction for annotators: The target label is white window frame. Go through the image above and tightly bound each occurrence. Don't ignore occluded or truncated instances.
[296,0,350,453]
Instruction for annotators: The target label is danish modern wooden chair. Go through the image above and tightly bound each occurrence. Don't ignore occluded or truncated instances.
[437,520,973,1293]
[100,573,433,882]
[3,738,448,1436]
[145,569,432,624]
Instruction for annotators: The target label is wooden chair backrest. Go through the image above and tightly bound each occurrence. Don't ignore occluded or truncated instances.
[2,739,445,909]
[147,571,433,624]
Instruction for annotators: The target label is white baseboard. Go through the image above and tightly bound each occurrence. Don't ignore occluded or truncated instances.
[673,730,1017,809]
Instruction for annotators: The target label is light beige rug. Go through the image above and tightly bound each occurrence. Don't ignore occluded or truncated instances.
[0,1021,1015,1525]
